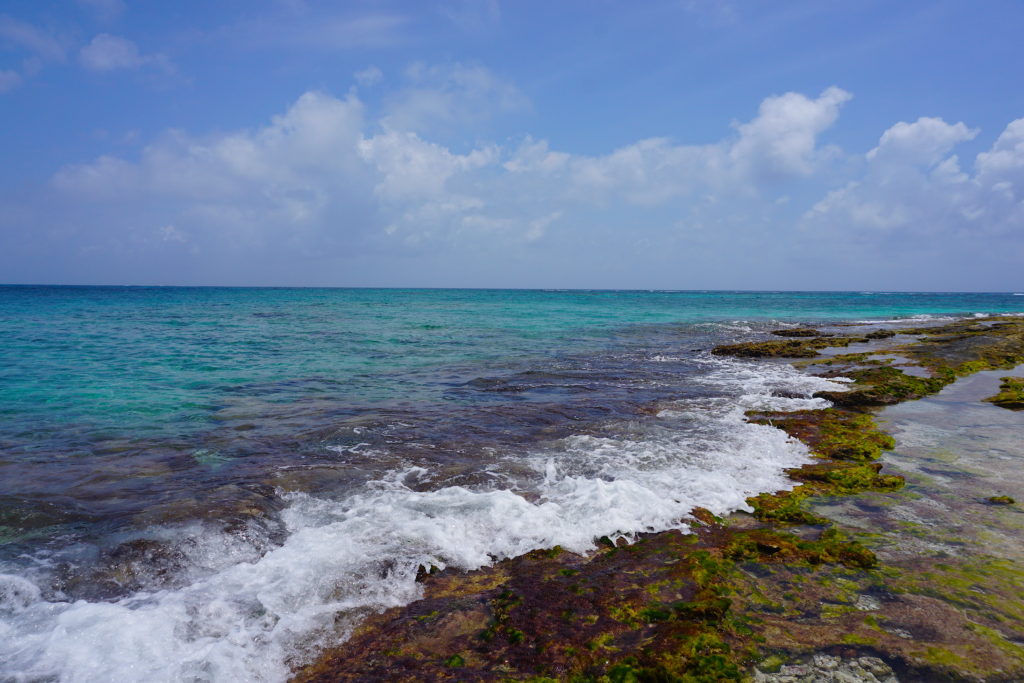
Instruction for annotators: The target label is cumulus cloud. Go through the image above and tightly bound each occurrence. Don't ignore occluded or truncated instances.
[866,116,977,166]
[804,116,1024,242]
[52,90,377,258]
[731,86,851,179]
[45,80,856,264]
[32,69,1024,287]
[976,119,1024,184]
[359,130,497,201]
[530,87,851,205]
[79,34,173,73]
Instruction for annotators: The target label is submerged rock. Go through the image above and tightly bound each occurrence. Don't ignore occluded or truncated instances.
[753,654,898,682]
[293,318,1024,682]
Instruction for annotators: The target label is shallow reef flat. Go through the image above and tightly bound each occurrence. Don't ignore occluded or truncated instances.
[984,376,1024,411]
[294,317,1024,682]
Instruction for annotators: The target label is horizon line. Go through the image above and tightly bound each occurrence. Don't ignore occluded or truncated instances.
[1,283,1021,295]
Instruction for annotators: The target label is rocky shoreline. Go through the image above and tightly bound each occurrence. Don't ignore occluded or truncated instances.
[293,317,1024,682]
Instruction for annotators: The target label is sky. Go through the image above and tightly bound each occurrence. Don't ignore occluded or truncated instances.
[1,0,1022,290]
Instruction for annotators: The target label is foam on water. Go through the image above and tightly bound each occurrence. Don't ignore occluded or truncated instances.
[0,356,848,683]
[851,313,961,324]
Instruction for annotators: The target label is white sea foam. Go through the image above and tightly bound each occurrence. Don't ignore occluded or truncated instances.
[0,356,849,683]
[853,312,1023,324]
[851,313,960,324]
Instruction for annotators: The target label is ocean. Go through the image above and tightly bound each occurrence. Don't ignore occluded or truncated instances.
[1,286,1021,681]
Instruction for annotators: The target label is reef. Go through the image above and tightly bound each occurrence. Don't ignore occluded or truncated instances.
[771,328,832,338]
[984,376,1024,410]
[711,335,866,358]
[293,317,1024,682]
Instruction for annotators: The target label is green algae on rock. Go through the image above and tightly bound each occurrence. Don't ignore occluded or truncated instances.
[813,366,949,408]
[770,328,832,338]
[984,376,1024,410]
[748,409,896,462]
[291,317,1024,682]
[711,336,866,358]
[896,316,1024,374]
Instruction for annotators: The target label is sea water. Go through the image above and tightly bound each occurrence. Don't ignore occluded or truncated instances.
[0,287,1020,681]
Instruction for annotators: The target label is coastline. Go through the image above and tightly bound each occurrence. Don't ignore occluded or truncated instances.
[294,316,1024,682]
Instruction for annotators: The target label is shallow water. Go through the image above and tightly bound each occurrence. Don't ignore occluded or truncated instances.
[814,365,1024,563]
[1,287,1021,681]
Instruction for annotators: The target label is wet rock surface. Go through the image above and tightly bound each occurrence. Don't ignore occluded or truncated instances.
[293,318,1024,682]
[753,654,897,683]
[771,328,833,338]
[984,376,1024,410]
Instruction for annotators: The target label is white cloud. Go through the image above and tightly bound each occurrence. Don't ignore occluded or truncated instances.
[866,116,977,166]
[504,137,570,174]
[47,81,860,257]
[53,90,371,254]
[359,129,497,201]
[976,119,1024,184]
[79,34,173,73]
[560,87,851,205]
[20,68,1024,287]
[730,86,851,179]
[804,116,1024,239]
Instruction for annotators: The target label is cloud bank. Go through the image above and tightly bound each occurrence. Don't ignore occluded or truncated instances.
[5,64,1023,288]
[805,116,1024,244]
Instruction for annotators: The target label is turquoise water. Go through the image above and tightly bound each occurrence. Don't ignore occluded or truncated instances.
[3,286,1018,435]
[0,286,1021,682]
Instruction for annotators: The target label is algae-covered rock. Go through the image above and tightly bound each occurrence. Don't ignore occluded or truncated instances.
[293,318,1024,683]
[814,366,948,408]
[748,409,896,462]
[984,376,1024,410]
[899,318,1024,373]
[771,328,832,338]
[986,495,1016,505]
[712,336,866,358]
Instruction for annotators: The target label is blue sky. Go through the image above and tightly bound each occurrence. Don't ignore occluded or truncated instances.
[2,0,1023,290]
